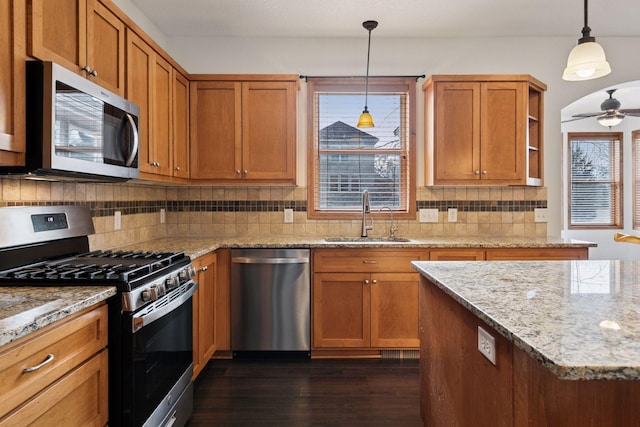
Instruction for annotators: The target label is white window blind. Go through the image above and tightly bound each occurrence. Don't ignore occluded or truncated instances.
[307,78,415,218]
[568,132,622,228]
[632,130,640,229]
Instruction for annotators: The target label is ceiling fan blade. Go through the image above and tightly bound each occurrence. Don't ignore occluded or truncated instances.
[572,112,603,118]
[562,116,590,123]
[619,109,640,115]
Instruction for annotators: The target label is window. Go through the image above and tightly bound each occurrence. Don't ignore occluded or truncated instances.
[568,132,623,228]
[307,78,416,218]
[633,130,640,229]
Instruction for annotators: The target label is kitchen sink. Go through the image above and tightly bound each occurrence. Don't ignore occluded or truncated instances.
[324,236,412,243]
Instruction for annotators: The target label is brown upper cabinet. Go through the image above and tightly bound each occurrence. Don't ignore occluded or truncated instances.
[0,0,26,166]
[189,77,297,183]
[28,0,126,96]
[423,75,545,186]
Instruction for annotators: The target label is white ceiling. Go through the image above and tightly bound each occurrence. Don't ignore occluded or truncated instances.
[130,0,640,38]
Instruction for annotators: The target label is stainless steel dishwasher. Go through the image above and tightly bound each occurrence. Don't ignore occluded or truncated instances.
[231,248,310,357]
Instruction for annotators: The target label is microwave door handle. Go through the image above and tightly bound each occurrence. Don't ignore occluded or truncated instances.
[123,113,139,167]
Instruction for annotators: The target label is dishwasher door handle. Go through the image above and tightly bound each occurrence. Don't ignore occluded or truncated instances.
[231,256,309,264]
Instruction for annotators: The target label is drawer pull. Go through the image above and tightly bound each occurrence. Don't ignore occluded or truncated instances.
[362,260,378,264]
[23,354,55,373]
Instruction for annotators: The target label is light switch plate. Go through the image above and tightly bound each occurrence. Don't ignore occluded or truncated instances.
[284,208,294,224]
[160,208,166,224]
[447,208,458,223]
[114,211,121,230]
[419,208,439,223]
[534,208,548,223]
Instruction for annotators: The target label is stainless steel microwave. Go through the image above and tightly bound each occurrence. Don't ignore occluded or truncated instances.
[1,61,140,181]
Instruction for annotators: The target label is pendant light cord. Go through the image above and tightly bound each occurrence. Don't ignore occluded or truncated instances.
[580,0,594,41]
[364,28,372,111]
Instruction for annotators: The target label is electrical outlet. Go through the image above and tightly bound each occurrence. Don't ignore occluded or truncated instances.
[114,211,121,230]
[447,208,458,223]
[419,208,439,223]
[534,208,548,223]
[478,326,496,365]
[160,208,166,224]
[284,208,294,224]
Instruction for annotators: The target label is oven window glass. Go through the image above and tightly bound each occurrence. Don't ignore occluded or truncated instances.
[132,297,193,426]
[54,81,138,167]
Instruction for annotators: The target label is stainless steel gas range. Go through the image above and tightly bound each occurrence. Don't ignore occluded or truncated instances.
[0,205,197,427]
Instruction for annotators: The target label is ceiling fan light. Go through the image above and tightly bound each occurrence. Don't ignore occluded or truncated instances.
[597,112,624,127]
[563,41,611,81]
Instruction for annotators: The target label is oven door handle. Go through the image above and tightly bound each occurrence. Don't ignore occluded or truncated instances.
[132,281,198,333]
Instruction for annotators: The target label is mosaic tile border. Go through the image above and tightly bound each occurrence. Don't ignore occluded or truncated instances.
[0,199,547,217]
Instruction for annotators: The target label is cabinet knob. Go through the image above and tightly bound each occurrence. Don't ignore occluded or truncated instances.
[243,170,248,175]
[201,266,208,272]
[175,166,181,171]
[235,169,241,174]
[372,279,377,284]
[482,170,488,175]
[81,65,92,73]
[364,279,370,285]
[90,69,98,77]
[474,170,480,175]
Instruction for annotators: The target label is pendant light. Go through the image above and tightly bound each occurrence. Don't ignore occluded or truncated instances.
[562,0,611,81]
[357,20,378,128]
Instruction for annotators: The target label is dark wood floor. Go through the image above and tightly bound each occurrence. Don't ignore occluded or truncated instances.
[187,357,422,426]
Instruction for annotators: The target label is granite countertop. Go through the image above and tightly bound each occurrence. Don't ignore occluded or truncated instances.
[0,286,116,347]
[412,260,640,381]
[116,235,596,260]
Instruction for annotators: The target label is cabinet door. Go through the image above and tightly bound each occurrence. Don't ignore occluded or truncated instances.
[371,273,419,348]
[126,29,153,173]
[486,248,589,260]
[172,71,190,178]
[190,81,242,180]
[241,81,296,181]
[480,82,526,184]
[313,273,371,348]
[434,82,481,183]
[28,0,86,74]
[150,54,173,176]
[0,0,26,166]
[86,0,125,96]
[192,253,217,380]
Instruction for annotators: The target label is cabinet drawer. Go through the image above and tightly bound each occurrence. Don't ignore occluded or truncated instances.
[314,249,428,273]
[0,304,108,418]
[0,349,109,426]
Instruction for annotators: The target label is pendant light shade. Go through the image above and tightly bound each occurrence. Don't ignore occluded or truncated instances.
[357,20,378,128]
[562,0,611,81]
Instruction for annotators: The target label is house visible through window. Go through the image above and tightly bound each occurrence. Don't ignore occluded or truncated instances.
[306,78,416,218]
[568,132,622,228]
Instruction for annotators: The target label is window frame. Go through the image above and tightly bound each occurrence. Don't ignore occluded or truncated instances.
[632,130,640,230]
[567,131,623,229]
[306,77,416,219]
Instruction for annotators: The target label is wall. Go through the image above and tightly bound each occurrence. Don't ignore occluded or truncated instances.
[0,178,547,251]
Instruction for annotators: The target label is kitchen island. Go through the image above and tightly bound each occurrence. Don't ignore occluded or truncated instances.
[412,260,640,427]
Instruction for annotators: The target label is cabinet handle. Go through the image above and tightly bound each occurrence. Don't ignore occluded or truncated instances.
[474,170,480,175]
[362,260,378,264]
[372,279,377,284]
[482,170,488,175]
[23,354,55,373]
[364,279,370,285]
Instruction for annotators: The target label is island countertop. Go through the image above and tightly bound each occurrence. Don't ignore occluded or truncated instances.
[0,286,116,347]
[412,260,640,381]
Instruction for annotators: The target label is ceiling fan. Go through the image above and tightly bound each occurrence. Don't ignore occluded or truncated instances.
[563,89,640,127]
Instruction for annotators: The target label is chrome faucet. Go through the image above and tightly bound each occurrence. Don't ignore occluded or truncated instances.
[361,190,373,237]
[379,206,398,240]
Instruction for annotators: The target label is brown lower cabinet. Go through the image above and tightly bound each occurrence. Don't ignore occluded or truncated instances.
[0,304,109,426]
[191,251,217,379]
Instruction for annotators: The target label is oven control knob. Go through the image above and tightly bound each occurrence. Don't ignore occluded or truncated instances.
[165,276,175,289]
[149,286,159,300]
[141,288,153,302]
[156,284,166,297]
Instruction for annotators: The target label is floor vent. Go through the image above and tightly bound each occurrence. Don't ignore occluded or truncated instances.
[381,349,420,360]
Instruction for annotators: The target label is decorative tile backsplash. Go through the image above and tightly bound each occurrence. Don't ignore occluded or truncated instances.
[0,178,547,250]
